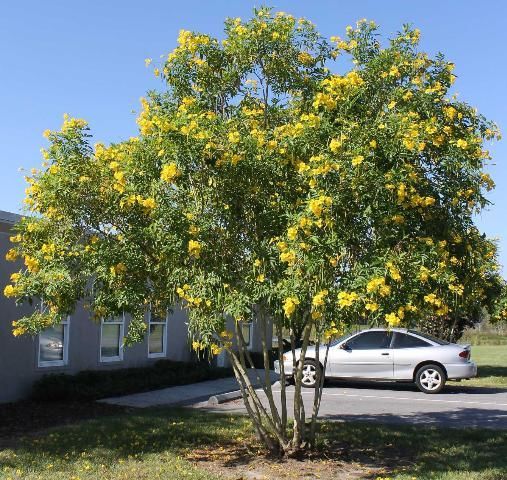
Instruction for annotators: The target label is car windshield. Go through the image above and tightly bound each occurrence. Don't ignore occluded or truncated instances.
[330,332,355,347]
[408,330,449,345]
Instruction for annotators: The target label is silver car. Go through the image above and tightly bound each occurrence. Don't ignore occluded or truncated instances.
[275,328,477,394]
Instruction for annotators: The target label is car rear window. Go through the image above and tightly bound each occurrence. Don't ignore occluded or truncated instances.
[408,330,449,345]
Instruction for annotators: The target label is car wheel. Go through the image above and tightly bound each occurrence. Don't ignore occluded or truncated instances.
[299,359,320,388]
[415,364,446,394]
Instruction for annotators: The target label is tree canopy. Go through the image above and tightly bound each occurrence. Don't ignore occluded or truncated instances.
[4,8,503,453]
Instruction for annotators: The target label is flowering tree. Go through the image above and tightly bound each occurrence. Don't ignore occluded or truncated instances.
[4,9,502,455]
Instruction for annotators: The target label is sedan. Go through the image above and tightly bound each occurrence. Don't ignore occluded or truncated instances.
[274,328,477,393]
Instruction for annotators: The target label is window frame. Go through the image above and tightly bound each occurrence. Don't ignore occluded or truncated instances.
[147,309,168,359]
[99,313,125,363]
[38,302,70,368]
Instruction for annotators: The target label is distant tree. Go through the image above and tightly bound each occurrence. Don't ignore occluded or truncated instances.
[4,9,501,455]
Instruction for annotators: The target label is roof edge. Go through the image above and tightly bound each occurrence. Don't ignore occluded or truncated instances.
[0,210,23,225]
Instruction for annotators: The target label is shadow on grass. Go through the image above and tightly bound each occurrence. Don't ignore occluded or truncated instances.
[1,407,506,479]
[478,365,507,378]
[319,416,507,479]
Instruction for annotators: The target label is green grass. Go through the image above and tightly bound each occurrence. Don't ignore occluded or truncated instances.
[1,408,506,480]
[449,345,507,389]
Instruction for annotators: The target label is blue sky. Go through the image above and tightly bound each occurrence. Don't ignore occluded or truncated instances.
[1,1,506,273]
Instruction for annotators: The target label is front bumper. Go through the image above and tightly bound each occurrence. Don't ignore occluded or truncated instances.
[445,361,477,380]
[274,360,294,377]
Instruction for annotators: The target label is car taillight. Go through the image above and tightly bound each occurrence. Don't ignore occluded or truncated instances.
[459,350,470,360]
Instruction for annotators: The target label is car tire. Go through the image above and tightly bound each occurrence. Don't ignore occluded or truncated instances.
[298,359,321,388]
[415,364,446,394]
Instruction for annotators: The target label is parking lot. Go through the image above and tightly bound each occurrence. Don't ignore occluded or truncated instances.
[200,380,507,429]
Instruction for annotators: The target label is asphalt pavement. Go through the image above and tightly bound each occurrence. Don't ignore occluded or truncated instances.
[195,380,507,429]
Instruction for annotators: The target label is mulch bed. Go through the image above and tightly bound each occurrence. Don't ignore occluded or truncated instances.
[186,443,385,480]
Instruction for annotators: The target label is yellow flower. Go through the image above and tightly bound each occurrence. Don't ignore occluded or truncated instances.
[5,248,18,262]
[386,261,401,282]
[161,163,180,183]
[337,291,359,308]
[287,227,298,240]
[308,196,332,217]
[280,250,296,265]
[188,240,202,258]
[256,274,265,283]
[10,272,21,283]
[228,131,241,144]
[388,100,397,109]
[365,302,379,312]
[43,129,51,138]
[419,266,430,282]
[351,155,364,166]
[283,297,300,317]
[456,139,468,149]
[312,290,328,308]
[329,138,342,153]
[385,312,401,327]
[449,283,464,295]
[253,259,262,267]
[110,262,127,276]
[4,284,17,298]
[369,139,377,149]
[366,277,385,293]
[141,197,156,210]
[389,65,400,77]
[24,256,39,273]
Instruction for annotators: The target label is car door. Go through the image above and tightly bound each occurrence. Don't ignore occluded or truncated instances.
[391,332,432,379]
[329,331,394,379]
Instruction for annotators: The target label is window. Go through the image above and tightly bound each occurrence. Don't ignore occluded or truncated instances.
[346,331,392,350]
[240,321,252,347]
[38,316,70,367]
[392,332,431,349]
[148,310,168,358]
[408,329,449,345]
[100,314,124,362]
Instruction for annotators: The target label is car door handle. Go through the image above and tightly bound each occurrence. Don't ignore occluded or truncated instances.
[381,353,390,356]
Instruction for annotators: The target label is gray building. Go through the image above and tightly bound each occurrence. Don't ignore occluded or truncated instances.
[0,210,266,404]
[0,210,194,403]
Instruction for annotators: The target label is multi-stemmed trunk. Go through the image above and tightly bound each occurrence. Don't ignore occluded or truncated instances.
[226,309,326,456]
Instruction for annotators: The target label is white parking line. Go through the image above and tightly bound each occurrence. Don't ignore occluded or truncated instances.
[271,390,507,407]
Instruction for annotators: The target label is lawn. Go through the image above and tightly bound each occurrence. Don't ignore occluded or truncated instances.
[1,407,506,480]
[449,344,507,389]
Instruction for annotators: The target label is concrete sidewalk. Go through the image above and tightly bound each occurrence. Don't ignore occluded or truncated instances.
[99,369,278,408]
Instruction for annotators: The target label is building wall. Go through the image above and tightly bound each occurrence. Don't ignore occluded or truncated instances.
[0,211,192,404]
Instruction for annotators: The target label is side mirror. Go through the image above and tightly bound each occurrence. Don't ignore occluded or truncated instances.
[340,342,349,350]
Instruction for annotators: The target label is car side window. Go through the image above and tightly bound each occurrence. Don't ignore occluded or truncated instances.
[346,331,392,350]
[392,332,431,349]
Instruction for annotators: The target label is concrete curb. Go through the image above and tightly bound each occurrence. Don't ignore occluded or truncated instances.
[208,390,243,405]
[208,380,283,405]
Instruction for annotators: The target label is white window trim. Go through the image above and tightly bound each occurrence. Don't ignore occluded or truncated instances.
[38,316,70,368]
[148,309,168,358]
[100,313,125,363]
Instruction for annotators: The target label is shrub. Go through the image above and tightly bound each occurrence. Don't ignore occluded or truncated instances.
[31,360,232,402]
